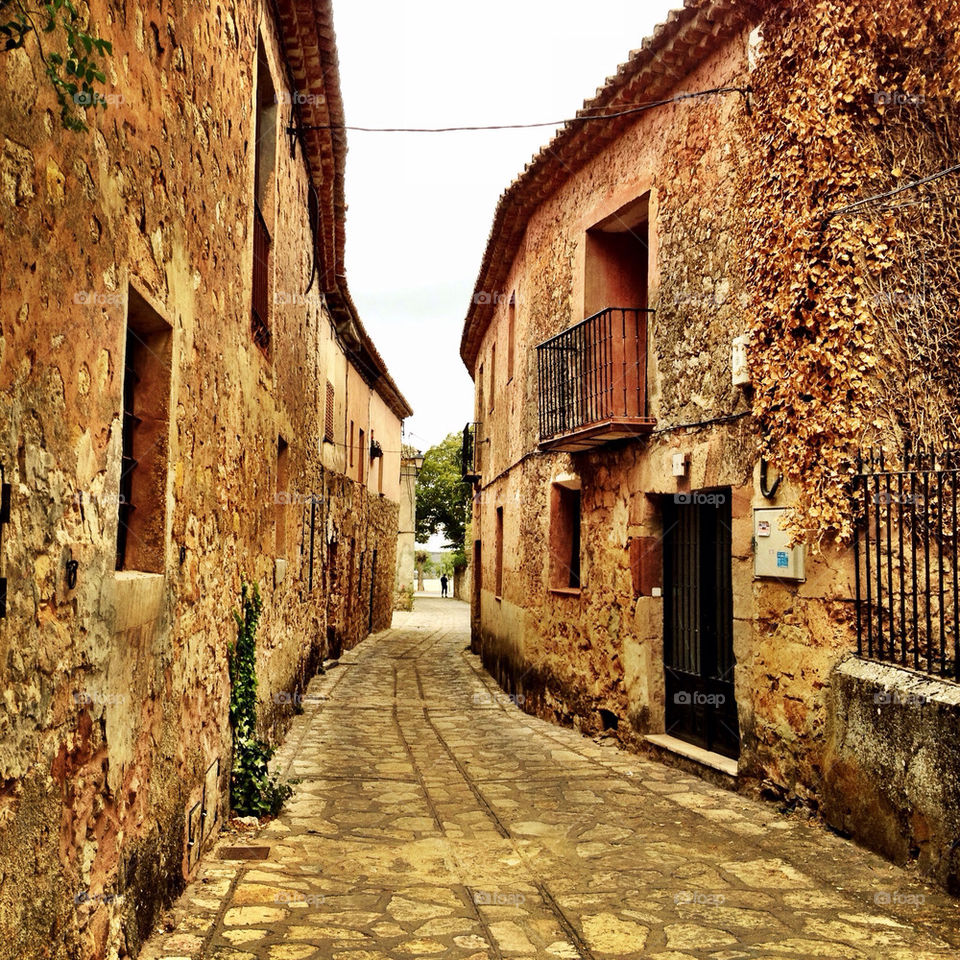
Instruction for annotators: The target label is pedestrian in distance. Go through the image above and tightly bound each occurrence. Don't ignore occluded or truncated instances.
[440,574,449,597]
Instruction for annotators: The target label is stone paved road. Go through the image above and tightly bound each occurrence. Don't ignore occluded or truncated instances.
[142,598,960,960]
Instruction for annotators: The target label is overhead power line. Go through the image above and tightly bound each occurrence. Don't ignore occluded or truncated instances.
[287,86,751,136]
[825,162,960,222]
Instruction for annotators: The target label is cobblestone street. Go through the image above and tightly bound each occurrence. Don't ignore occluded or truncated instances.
[142,598,960,960]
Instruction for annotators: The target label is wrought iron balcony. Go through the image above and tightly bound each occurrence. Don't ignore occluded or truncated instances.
[462,422,481,482]
[537,307,655,452]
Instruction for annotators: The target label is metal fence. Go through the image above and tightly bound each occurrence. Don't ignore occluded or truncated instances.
[461,422,480,482]
[853,444,960,680]
[536,307,652,443]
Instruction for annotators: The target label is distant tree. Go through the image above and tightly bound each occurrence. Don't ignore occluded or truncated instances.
[414,549,429,592]
[415,432,469,557]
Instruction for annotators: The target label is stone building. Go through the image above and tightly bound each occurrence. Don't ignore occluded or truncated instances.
[0,0,409,956]
[461,0,960,893]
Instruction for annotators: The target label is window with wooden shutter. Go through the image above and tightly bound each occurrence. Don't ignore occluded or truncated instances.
[325,381,335,443]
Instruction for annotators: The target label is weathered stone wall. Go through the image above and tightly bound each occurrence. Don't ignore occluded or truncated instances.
[822,658,960,894]
[468,27,861,811]
[0,2,403,957]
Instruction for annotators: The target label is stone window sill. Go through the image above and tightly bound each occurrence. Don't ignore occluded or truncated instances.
[549,587,582,597]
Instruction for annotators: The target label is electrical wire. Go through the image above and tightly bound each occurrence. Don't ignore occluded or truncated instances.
[289,86,751,135]
[825,162,960,222]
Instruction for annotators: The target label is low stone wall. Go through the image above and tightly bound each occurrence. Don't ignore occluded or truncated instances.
[822,657,960,894]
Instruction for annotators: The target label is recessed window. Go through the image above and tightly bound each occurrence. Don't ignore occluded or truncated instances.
[275,435,288,556]
[584,193,649,318]
[357,428,365,483]
[116,286,173,573]
[251,40,277,354]
[489,343,496,412]
[495,506,504,598]
[550,482,581,591]
[324,381,335,443]
[507,294,516,381]
[477,362,484,420]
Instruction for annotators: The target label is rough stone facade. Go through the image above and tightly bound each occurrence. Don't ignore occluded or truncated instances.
[459,0,914,881]
[0,1,409,957]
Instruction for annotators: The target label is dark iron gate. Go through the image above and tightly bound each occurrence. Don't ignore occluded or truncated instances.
[663,491,739,759]
[853,445,960,680]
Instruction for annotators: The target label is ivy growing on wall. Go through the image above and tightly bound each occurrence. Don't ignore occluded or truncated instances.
[743,0,960,545]
[228,582,293,818]
[0,0,112,131]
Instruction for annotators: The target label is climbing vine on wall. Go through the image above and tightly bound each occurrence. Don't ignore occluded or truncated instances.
[228,582,293,817]
[0,0,113,131]
[743,0,960,545]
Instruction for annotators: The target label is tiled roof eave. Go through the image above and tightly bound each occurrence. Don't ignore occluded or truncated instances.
[459,0,762,373]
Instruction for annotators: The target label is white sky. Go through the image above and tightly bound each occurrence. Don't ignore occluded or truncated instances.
[334,0,680,459]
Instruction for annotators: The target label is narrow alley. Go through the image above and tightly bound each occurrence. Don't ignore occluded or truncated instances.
[141,598,959,960]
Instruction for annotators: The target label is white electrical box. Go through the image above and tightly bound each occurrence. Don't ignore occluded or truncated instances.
[753,507,805,580]
[732,334,751,387]
[671,452,687,477]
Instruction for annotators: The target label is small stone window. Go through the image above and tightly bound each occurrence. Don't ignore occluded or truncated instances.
[507,293,516,381]
[489,343,496,412]
[275,435,288,557]
[252,39,277,354]
[550,481,581,592]
[495,506,504,598]
[116,286,173,573]
[324,381,335,443]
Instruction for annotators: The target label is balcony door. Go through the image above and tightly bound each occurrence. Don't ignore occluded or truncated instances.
[663,491,739,759]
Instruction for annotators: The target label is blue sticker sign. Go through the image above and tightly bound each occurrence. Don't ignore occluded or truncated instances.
[777,551,789,568]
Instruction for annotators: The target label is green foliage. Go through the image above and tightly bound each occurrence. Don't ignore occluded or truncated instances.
[0,0,113,132]
[228,583,293,818]
[415,432,470,551]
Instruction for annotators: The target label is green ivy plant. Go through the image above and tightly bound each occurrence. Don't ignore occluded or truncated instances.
[228,582,294,818]
[0,0,112,132]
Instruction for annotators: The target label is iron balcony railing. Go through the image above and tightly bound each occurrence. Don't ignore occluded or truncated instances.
[462,422,481,482]
[537,306,654,445]
[853,443,960,680]
[252,202,271,352]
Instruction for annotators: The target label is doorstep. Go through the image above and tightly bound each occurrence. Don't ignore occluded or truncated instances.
[644,733,739,778]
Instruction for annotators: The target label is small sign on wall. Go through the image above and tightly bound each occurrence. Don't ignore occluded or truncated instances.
[753,507,805,581]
